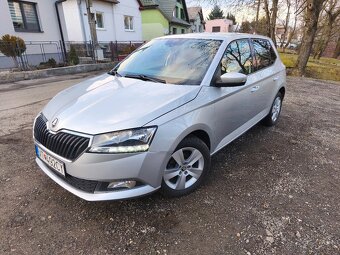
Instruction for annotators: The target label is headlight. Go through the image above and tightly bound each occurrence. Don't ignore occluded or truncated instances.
[89,127,157,153]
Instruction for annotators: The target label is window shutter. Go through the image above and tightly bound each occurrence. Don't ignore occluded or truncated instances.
[8,1,24,29]
[22,3,40,31]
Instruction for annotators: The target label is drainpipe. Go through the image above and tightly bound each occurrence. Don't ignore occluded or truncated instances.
[55,0,67,62]
[77,0,87,41]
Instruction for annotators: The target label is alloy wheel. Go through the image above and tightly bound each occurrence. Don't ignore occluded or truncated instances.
[164,147,204,190]
[271,96,282,122]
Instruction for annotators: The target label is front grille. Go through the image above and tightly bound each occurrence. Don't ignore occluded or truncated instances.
[34,115,90,160]
[64,174,98,193]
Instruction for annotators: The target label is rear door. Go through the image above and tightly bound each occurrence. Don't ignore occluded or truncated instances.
[250,38,280,111]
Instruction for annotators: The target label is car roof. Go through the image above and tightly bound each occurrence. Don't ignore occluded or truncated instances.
[159,32,271,41]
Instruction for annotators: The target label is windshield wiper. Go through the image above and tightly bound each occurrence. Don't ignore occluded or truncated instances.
[124,74,166,84]
[108,70,122,77]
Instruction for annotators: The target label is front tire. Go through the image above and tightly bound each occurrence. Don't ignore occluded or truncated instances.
[160,136,211,197]
[263,92,283,126]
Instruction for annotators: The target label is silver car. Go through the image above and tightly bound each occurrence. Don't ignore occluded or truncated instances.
[34,33,286,201]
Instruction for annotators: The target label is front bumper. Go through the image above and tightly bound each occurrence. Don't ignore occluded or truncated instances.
[36,158,160,201]
[34,141,169,201]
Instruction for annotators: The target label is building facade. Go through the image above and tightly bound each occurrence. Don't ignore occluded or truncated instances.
[0,0,63,69]
[140,0,191,41]
[205,19,233,33]
[187,7,205,33]
[59,0,143,42]
[0,0,143,69]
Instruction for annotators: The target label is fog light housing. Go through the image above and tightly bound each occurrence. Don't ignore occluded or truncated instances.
[107,180,136,189]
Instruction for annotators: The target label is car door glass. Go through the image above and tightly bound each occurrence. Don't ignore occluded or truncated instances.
[220,39,253,75]
[252,39,276,71]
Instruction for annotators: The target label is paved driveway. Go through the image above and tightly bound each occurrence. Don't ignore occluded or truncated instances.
[0,74,339,254]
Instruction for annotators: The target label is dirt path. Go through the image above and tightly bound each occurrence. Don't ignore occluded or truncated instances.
[0,76,339,254]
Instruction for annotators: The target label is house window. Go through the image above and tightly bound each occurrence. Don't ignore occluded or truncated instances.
[175,7,179,18]
[8,0,41,32]
[212,26,221,32]
[96,12,104,29]
[172,27,177,34]
[181,29,185,34]
[124,16,133,31]
[180,9,185,19]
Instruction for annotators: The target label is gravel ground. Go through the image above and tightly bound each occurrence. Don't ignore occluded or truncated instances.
[0,76,339,254]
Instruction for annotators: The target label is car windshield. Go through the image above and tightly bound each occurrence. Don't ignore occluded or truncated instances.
[114,38,222,85]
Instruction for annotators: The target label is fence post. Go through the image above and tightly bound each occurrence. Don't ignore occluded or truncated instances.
[109,41,114,61]
[59,40,67,64]
[90,40,96,63]
[16,40,27,71]
[115,40,118,62]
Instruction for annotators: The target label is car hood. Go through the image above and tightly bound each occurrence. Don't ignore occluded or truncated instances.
[42,73,200,134]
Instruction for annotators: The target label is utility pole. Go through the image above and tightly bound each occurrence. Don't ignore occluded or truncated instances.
[84,0,101,61]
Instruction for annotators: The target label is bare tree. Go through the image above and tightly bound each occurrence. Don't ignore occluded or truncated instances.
[280,0,305,51]
[194,0,280,43]
[313,0,340,59]
[296,0,325,76]
[333,34,340,58]
[279,0,292,48]
[261,0,279,44]
[254,0,261,33]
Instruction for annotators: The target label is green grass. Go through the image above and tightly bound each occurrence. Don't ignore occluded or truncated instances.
[279,52,340,82]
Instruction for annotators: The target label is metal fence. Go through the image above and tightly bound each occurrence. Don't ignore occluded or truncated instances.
[0,40,145,70]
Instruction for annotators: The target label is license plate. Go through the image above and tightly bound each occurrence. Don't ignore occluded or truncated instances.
[35,145,65,176]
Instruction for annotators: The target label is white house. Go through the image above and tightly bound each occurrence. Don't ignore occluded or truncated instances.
[187,7,205,33]
[59,0,143,42]
[0,0,143,69]
[0,0,63,69]
[0,0,62,42]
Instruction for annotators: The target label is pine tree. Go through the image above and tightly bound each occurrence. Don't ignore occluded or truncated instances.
[207,5,225,20]
[226,13,236,24]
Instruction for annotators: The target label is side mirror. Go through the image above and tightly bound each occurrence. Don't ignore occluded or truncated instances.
[215,72,247,87]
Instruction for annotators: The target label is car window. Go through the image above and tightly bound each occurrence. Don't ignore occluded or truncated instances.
[220,39,253,75]
[252,39,277,71]
[115,38,222,85]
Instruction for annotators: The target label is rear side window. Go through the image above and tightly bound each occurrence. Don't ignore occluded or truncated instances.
[252,39,277,71]
[220,39,253,75]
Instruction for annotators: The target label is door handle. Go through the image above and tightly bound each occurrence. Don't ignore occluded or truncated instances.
[251,85,260,92]
[273,77,279,81]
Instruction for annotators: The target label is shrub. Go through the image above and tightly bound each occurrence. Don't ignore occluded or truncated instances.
[0,34,26,68]
[120,44,138,55]
[68,45,79,65]
[39,58,57,69]
[47,58,57,68]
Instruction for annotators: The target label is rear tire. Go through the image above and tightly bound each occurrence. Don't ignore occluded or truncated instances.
[263,92,283,126]
[160,136,211,197]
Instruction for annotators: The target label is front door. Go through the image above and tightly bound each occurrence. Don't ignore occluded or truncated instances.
[209,39,260,150]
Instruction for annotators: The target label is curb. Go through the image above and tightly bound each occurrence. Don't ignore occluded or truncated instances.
[0,62,116,84]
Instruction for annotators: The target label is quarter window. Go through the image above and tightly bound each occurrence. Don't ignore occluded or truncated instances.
[124,16,133,31]
[252,39,277,70]
[8,0,41,32]
[220,39,253,75]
